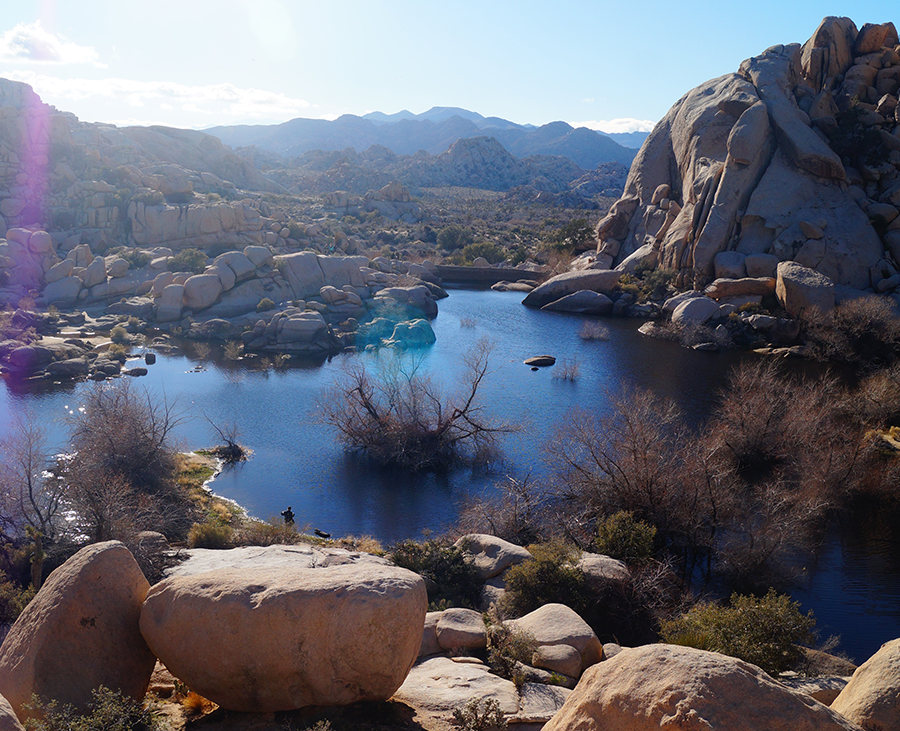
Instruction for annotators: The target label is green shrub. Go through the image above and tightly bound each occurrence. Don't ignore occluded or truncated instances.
[109,326,128,344]
[256,297,275,313]
[659,588,816,676]
[451,697,507,731]
[167,248,207,274]
[132,189,165,207]
[542,218,593,252]
[499,540,592,618]
[595,511,657,565]
[119,250,152,269]
[390,539,481,610]
[0,571,35,623]
[437,225,474,251]
[24,685,164,731]
[460,241,506,265]
[484,611,537,689]
[187,519,234,549]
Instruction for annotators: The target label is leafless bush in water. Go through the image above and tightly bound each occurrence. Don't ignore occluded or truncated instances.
[579,321,610,341]
[320,339,511,470]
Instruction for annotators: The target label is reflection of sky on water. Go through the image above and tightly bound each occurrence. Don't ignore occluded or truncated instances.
[1,289,897,661]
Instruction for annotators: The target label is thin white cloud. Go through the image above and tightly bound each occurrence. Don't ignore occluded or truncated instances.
[0,21,104,67]
[5,71,310,123]
[571,118,655,134]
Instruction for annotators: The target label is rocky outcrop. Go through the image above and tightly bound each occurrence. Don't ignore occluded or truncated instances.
[0,542,155,721]
[595,18,900,293]
[140,562,426,712]
[831,636,900,731]
[543,644,865,731]
[0,78,288,256]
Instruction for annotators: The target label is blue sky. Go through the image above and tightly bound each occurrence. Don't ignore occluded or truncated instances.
[0,1,896,132]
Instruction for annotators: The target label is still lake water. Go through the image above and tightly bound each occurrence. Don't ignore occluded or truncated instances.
[0,288,892,662]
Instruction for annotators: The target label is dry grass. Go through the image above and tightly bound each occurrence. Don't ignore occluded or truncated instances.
[331,535,385,554]
[181,691,216,716]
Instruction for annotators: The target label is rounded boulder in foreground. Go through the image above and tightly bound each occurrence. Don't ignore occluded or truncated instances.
[543,644,864,731]
[831,637,900,731]
[0,541,154,722]
[140,563,427,712]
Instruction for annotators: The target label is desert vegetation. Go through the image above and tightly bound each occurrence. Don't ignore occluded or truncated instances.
[319,342,510,470]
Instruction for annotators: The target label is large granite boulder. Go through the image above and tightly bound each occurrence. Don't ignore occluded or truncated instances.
[434,608,486,651]
[507,603,603,676]
[831,637,900,731]
[541,290,614,314]
[594,18,890,290]
[776,261,835,318]
[455,534,533,580]
[543,644,864,731]
[182,273,223,311]
[523,270,621,309]
[0,542,155,721]
[393,656,520,716]
[140,563,426,712]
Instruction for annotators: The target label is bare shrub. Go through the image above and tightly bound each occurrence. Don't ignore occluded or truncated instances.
[456,475,550,546]
[0,414,64,541]
[547,391,692,549]
[223,341,243,361]
[706,360,861,505]
[853,362,900,427]
[579,321,610,341]
[319,340,510,470]
[206,418,247,464]
[57,382,197,542]
[805,296,900,367]
[552,357,579,381]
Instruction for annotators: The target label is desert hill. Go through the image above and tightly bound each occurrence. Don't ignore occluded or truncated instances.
[206,107,641,169]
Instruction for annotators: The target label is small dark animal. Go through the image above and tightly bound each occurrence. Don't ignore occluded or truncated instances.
[314,529,331,539]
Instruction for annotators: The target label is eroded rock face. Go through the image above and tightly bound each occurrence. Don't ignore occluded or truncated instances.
[595,17,896,291]
[831,637,900,731]
[0,542,155,722]
[543,644,864,731]
[140,563,426,712]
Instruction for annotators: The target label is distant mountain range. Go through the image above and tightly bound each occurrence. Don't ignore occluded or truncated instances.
[206,106,649,171]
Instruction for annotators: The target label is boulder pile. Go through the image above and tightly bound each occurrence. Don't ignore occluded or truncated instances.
[1,535,899,731]
[592,17,900,308]
[0,542,427,719]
